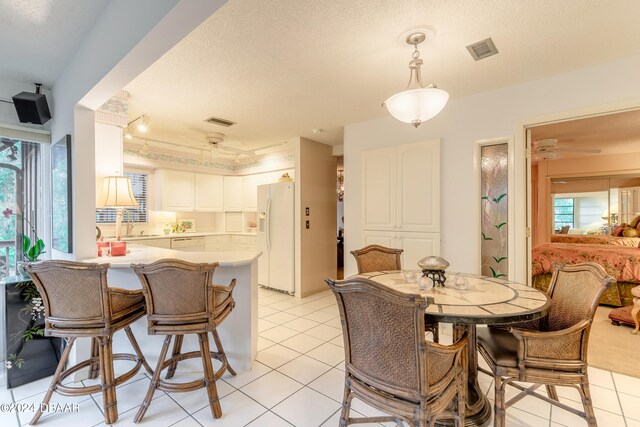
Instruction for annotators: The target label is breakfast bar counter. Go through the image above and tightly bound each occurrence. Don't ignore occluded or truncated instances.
[80,245,261,374]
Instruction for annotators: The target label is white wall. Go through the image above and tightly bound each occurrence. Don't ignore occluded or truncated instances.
[344,53,640,279]
[49,0,227,260]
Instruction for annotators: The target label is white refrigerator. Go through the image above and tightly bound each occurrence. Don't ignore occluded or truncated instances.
[257,182,295,294]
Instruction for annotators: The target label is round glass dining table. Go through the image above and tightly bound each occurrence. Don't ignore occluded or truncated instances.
[353,271,551,427]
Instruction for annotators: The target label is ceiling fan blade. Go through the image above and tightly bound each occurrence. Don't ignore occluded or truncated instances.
[218,144,253,155]
[555,147,601,154]
[253,143,285,152]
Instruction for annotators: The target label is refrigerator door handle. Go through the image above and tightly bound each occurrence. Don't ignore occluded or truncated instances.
[266,196,271,251]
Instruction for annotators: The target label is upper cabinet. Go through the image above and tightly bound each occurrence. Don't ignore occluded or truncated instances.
[361,146,397,230]
[156,170,195,211]
[224,176,244,211]
[195,174,223,211]
[396,141,441,233]
[362,140,441,233]
[243,174,260,211]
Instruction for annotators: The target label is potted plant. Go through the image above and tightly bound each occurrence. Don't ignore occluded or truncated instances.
[2,207,45,277]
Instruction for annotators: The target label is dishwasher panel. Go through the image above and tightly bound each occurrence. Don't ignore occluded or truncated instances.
[170,237,206,251]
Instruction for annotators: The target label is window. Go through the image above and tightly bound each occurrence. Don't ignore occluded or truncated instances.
[554,198,574,229]
[0,138,41,275]
[96,172,148,223]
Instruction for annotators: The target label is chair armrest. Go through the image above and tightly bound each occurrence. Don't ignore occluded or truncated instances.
[510,319,591,365]
[208,279,237,313]
[426,333,468,389]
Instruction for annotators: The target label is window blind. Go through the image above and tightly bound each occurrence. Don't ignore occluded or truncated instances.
[96,172,148,223]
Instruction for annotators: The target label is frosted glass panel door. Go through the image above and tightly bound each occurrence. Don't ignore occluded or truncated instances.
[480,144,508,278]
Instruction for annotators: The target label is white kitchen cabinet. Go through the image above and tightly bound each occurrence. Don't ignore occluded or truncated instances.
[156,170,195,211]
[396,141,440,232]
[231,234,256,251]
[242,174,260,211]
[362,230,397,248]
[362,146,396,231]
[195,174,224,211]
[360,231,439,269]
[205,235,231,252]
[134,238,171,249]
[224,176,244,211]
[396,232,440,269]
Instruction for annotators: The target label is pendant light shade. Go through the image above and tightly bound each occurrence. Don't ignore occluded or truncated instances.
[384,87,449,127]
[383,32,448,127]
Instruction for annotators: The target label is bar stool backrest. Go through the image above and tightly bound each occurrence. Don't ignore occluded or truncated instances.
[131,259,219,333]
[25,260,110,329]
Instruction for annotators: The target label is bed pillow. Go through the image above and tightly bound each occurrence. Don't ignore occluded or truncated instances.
[623,227,639,237]
[630,215,640,228]
[613,225,625,236]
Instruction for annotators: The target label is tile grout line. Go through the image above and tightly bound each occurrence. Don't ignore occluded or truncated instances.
[610,371,630,427]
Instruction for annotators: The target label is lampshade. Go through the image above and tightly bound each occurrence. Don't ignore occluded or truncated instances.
[98,176,139,208]
[384,87,449,127]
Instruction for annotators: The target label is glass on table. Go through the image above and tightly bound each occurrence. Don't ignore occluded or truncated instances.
[403,270,417,283]
[454,276,469,290]
[418,275,433,291]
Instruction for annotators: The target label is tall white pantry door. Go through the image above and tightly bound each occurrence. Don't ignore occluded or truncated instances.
[361,139,441,267]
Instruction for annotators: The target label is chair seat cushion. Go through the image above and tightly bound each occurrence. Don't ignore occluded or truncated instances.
[476,326,519,368]
[110,288,145,316]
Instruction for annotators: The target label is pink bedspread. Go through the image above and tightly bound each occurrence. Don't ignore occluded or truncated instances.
[532,243,640,283]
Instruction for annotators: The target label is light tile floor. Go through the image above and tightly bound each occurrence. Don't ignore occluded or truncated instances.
[3,287,640,426]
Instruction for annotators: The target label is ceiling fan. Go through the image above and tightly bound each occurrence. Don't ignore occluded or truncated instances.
[532,138,601,160]
[204,133,286,157]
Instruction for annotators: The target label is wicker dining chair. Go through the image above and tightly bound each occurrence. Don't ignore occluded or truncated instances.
[477,262,615,427]
[326,277,467,427]
[350,244,404,274]
[351,244,439,343]
[24,260,151,425]
[130,259,237,423]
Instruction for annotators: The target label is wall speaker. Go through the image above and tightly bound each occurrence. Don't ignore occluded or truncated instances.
[12,83,51,125]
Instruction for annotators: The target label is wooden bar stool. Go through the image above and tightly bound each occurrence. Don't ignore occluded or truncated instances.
[130,259,237,423]
[24,260,152,425]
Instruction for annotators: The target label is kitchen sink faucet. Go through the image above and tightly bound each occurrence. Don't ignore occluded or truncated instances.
[124,210,134,236]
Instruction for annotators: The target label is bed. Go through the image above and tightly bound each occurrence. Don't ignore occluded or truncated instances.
[532,243,640,306]
[550,234,640,247]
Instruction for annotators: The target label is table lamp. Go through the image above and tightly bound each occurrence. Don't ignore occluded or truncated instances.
[98,176,139,240]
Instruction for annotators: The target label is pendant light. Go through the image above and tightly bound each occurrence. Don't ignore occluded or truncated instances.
[383,32,449,127]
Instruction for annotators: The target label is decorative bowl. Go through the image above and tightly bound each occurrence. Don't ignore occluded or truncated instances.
[417,256,450,271]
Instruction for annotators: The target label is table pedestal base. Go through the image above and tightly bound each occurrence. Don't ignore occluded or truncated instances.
[435,324,492,427]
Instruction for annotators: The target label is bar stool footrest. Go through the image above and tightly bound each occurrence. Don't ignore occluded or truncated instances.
[55,353,144,396]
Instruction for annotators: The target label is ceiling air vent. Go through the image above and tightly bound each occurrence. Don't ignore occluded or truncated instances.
[204,116,236,127]
[466,37,499,61]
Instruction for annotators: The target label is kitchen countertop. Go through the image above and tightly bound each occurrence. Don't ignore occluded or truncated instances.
[105,231,258,241]
[83,244,262,267]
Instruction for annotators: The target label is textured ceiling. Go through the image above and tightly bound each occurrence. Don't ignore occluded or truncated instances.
[0,0,108,86]
[531,109,640,161]
[124,0,640,149]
